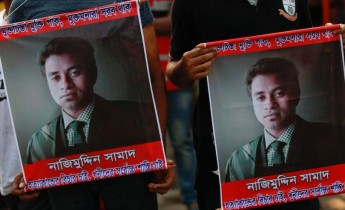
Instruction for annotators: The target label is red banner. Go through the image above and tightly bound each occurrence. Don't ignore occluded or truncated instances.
[205,25,341,56]
[0,1,138,41]
[24,141,165,191]
[222,164,345,209]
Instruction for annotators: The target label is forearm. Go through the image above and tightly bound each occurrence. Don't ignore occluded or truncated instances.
[167,43,217,88]
[166,58,195,88]
[4,0,12,13]
[143,23,168,138]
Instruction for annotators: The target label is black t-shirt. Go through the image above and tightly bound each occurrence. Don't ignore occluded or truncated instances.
[256,0,312,34]
[170,0,312,188]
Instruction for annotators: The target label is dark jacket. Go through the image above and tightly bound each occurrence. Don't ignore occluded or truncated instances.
[225,116,344,181]
[27,95,159,163]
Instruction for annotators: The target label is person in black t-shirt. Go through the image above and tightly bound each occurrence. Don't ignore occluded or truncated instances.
[166,0,345,209]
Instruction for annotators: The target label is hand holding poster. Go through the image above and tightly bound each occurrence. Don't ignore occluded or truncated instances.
[206,25,345,209]
[0,0,166,192]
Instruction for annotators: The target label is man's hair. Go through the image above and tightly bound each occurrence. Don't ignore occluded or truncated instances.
[39,37,97,83]
[245,57,300,95]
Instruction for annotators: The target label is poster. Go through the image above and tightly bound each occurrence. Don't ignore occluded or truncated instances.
[207,25,345,209]
[0,1,166,191]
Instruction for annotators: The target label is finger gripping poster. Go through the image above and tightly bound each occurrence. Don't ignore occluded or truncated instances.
[0,0,166,192]
[207,25,345,209]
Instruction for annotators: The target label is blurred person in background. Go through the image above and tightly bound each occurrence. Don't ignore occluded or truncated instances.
[308,0,323,26]
[151,0,198,209]
[309,0,344,26]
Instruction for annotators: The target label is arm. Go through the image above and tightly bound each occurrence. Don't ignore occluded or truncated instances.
[4,0,12,13]
[166,45,217,88]
[165,0,216,88]
[143,23,168,137]
[142,23,176,194]
[166,0,216,88]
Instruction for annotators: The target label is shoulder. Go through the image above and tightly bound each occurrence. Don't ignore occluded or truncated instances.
[295,116,344,147]
[296,117,336,132]
[229,136,262,164]
[96,95,142,108]
[27,117,60,163]
[225,136,261,181]
[226,136,261,168]
[30,117,59,143]
[95,95,152,115]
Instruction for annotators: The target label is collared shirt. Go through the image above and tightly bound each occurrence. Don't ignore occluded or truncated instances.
[247,0,258,6]
[265,122,296,166]
[62,101,95,146]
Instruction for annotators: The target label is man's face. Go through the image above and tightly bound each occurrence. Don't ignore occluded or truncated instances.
[45,53,94,114]
[250,74,299,135]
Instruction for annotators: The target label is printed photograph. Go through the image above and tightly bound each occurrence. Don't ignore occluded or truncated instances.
[0,5,165,190]
[208,41,345,183]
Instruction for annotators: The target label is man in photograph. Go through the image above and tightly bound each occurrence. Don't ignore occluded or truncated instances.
[28,36,159,163]
[225,57,344,182]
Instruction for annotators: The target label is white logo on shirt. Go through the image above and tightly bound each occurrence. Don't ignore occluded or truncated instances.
[282,0,296,16]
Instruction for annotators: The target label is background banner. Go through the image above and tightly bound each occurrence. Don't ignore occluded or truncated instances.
[206,25,345,209]
[0,1,166,191]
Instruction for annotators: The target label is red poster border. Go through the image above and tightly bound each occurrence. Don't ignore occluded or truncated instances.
[24,141,165,192]
[204,25,341,57]
[0,0,168,191]
[205,25,345,209]
[0,1,138,41]
[221,164,345,209]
